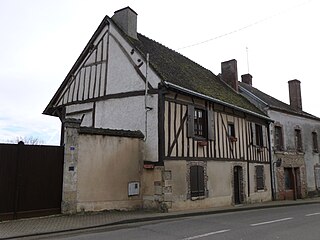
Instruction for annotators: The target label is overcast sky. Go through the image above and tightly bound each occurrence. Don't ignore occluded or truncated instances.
[0,0,319,145]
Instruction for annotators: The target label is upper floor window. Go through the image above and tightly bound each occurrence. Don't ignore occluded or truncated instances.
[295,128,303,152]
[255,124,264,147]
[274,126,283,151]
[228,123,235,137]
[194,108,206,137]
[187,105,214,140]
[312,132,318,153]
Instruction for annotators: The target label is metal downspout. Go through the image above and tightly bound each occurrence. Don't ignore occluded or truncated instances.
[268,124,275,201]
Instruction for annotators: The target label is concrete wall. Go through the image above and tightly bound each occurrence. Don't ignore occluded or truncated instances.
[76,133,143,212]
[269,110,320,194]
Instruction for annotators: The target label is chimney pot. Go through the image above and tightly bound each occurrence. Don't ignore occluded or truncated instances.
[288,79,302,111]
[112,7,138,39]
[221,59,238,91]
[241,74,252,86]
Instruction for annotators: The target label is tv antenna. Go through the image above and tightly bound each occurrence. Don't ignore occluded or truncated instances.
[246,46,250,73]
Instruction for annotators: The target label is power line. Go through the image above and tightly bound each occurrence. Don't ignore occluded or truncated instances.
[176,0,312,51]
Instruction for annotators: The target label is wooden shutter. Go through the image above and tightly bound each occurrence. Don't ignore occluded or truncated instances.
[251,123,256,146]
[190,166,198,197]
[207,110,215,140]
[187,105,195,138]
[190,165,205,197]
[198,166,205,196]
[262,125,267,147]
[256,165,264,190]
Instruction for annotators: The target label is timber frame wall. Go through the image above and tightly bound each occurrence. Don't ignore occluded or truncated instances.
[161,90,270,164]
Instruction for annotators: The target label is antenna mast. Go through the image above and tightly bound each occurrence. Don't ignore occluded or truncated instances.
[246,46,250,73]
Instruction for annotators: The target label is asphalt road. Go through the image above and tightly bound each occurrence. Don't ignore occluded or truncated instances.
[48,204,320,240]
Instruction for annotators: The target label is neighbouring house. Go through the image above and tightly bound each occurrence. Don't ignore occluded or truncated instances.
[44,7,273,214]
[239,75,320,200]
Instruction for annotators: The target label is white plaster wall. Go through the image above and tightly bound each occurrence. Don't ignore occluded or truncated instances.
[107,35,145,94]
[66,103,94,127]
[66,103,94,114]
[106,24,159,95]
[95,94,158,162]
[269,110,320,192]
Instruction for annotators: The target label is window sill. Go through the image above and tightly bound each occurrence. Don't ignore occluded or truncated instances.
[256,189,266,192]
[193,136,207,141]
[191,196,206,201]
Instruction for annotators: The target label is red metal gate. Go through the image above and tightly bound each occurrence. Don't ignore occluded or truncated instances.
[0,142,64,220]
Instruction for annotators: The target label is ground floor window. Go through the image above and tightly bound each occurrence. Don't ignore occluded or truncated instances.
[190,165,205,198]
[284,168,293,190]
[256,165,265,190]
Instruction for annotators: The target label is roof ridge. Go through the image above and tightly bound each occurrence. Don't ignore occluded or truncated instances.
[239,82,320,120]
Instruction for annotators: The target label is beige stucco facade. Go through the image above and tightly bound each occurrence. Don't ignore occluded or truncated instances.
[61,121,144,213]
[153,160,272,211]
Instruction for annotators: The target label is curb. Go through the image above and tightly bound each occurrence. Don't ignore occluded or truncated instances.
[2,199,320,239]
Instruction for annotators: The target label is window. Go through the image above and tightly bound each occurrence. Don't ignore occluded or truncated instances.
[228,123,235,137]
[284,168,293,190]
[187,105,214,140]
[312,132,318,152]
[274,126,283,151]
[255,124,264,147]
[256,165,264,190]
[294,129,302,152]
[190,165,205,198]
[194,108,206,137]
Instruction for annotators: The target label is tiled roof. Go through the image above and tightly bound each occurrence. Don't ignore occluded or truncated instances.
[126,33,265,115]
[239,81,320,121]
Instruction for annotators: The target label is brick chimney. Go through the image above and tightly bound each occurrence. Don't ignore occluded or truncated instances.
[241,74,252,86]
[288,79,302,111]
[112,7,138,39]
[221,59,238,91]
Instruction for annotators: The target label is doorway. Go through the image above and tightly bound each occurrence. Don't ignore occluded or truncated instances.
[233,166,244,204]
[284,167,301,200]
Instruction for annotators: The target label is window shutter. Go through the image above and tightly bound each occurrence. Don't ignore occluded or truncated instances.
[198,166,205,196]
[190,165,205,197]
[187,105,195,138]
[190,166,198,197]
[207,110,215,140]
[262,126,267,147]
[256,165,264,190]
[251,123,256,145]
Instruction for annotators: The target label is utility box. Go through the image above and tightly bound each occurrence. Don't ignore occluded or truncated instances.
[128,182,140,196]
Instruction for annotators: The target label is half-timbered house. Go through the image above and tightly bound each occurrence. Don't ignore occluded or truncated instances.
[239,75,320,200]
[44,7,273,213]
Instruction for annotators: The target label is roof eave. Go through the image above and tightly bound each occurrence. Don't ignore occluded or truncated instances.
[164,81,273,122]
[43,16,111,116]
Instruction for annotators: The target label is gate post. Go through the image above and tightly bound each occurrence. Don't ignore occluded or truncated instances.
[61,118,81,214]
